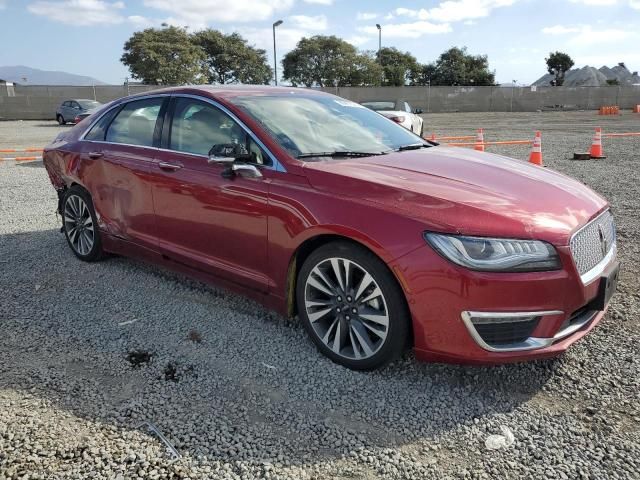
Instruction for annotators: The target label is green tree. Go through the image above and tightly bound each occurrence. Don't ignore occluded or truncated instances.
[283,35,366,87]
[121,26,204,85]
[348,51,383,86]
[428,47,495,86]
[193,29,272,84]
[546,51,574,86]
[377,47,419,86]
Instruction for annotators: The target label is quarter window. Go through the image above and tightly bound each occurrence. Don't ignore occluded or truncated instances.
[85,107,119,141]
[105,98,164,147]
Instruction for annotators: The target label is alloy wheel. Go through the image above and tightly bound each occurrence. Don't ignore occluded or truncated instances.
[304,257,389,360]
[64,194,95,256]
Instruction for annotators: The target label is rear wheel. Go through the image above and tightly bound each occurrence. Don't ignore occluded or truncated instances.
[297,241,409,370]
[57,115,65,125]
[62,186,104,262]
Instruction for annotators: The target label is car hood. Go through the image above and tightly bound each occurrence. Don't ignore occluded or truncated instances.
[302,146,607,245]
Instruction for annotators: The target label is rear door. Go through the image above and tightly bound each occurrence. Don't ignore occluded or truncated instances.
[78,96,168,251]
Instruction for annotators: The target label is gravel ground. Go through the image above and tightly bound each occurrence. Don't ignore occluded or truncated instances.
[1,112,639,480]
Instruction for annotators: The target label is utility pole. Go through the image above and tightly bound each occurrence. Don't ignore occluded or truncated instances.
[273,20,283,86]
[376,24,382,85]
[510,79,517,112]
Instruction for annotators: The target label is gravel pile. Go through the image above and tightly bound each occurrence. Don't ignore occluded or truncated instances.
[1,113,639,479]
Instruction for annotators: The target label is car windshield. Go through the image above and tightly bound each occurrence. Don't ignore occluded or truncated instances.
[230,95,422,158]
[361,101,396,111]
[78,100,101,109]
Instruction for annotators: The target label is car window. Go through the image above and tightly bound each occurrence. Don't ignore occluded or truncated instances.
[71,101,80,109]
[78,100,101,109]
[361,101,396,111]
[105,98,164,147]
[84,107,120,141]
[169,97,272,166]
[62,101,70,107]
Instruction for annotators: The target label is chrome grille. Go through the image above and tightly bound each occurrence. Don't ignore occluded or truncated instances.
[570,210,616,276]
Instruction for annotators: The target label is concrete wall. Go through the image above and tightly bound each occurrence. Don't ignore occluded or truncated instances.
[321,85,640,113]
[1,84,640,120]
[0,85,162,120]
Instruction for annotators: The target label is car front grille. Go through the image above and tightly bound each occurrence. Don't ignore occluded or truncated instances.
[570,210,616,277]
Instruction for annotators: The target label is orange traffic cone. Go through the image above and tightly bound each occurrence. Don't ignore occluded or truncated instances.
[590,127,606,159]
[528,131,543,166]
[475,128,485,152]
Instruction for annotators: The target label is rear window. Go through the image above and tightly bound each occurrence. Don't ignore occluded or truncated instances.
[78,100,101,109]
[361,101,396,111]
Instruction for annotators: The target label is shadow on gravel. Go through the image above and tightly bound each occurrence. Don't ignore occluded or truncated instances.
[16,160,44,168]
[0,228,560,468]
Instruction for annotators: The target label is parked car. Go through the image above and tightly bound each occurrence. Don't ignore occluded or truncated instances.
[361,100,424,136]
[73,108,97,124]
[43,86,618,370]
[56,99,102,125]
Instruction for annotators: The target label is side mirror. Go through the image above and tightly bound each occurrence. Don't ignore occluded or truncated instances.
[414,108,423,114]
[207,143,250,164]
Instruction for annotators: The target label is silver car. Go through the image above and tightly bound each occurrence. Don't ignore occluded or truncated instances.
[56,99,102,125]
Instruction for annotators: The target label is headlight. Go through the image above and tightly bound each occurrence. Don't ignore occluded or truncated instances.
[424,233,561,272]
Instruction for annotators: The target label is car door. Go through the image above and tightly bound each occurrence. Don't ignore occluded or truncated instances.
[78,96,168,252]
[61,101,72,120]
[149,95,271,292]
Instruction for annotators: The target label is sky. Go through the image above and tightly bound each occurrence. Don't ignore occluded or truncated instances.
[0,0,639,85]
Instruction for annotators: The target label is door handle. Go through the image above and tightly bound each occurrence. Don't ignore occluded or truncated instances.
[88,152,103,159]
[158,161,183,171]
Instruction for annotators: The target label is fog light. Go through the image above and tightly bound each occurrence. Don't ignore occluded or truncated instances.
[462,310,562,352]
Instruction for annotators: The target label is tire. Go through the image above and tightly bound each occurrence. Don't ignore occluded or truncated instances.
[61,186,104,262]
[296,241,409,370]
[57,115,65,125]
[419,122,424,138]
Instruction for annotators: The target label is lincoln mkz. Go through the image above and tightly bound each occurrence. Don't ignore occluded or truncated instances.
[43,86,619,370]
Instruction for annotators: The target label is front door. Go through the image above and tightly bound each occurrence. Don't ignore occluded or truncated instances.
[150,96,271,292]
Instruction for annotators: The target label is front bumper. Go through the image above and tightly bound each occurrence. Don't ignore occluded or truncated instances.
[390,244,617,364]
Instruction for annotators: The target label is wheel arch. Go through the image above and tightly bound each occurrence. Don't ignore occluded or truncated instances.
[284,233,413,343]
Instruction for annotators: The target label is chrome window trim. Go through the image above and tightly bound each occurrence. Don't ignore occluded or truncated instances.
[461,310,564,353]
[79,93,172,141]
[77,92,286,173]
[569,209,617,285]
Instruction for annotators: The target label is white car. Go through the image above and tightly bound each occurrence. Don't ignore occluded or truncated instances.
[361,100,424,136]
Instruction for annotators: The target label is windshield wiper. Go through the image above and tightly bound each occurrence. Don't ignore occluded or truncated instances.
[297,151,386,159]
[396,143,430,151]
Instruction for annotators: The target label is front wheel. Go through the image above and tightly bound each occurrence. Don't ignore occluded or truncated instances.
[57,115,65,125]
[297,242,409,370]
[62,186,104,261]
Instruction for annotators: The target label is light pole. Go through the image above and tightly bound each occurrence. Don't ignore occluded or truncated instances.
[273,20,283,86]
[427,78,431,113]
[510,79,517,112]
[375,24,381,59]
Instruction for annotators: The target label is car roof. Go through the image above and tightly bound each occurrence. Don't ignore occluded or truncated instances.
[122,85,330,101]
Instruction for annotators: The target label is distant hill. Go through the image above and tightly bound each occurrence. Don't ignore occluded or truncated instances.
[0,65,106,86]
[532,63,640,87]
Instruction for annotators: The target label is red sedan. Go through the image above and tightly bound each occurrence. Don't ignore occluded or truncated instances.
[43,86,619,370]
